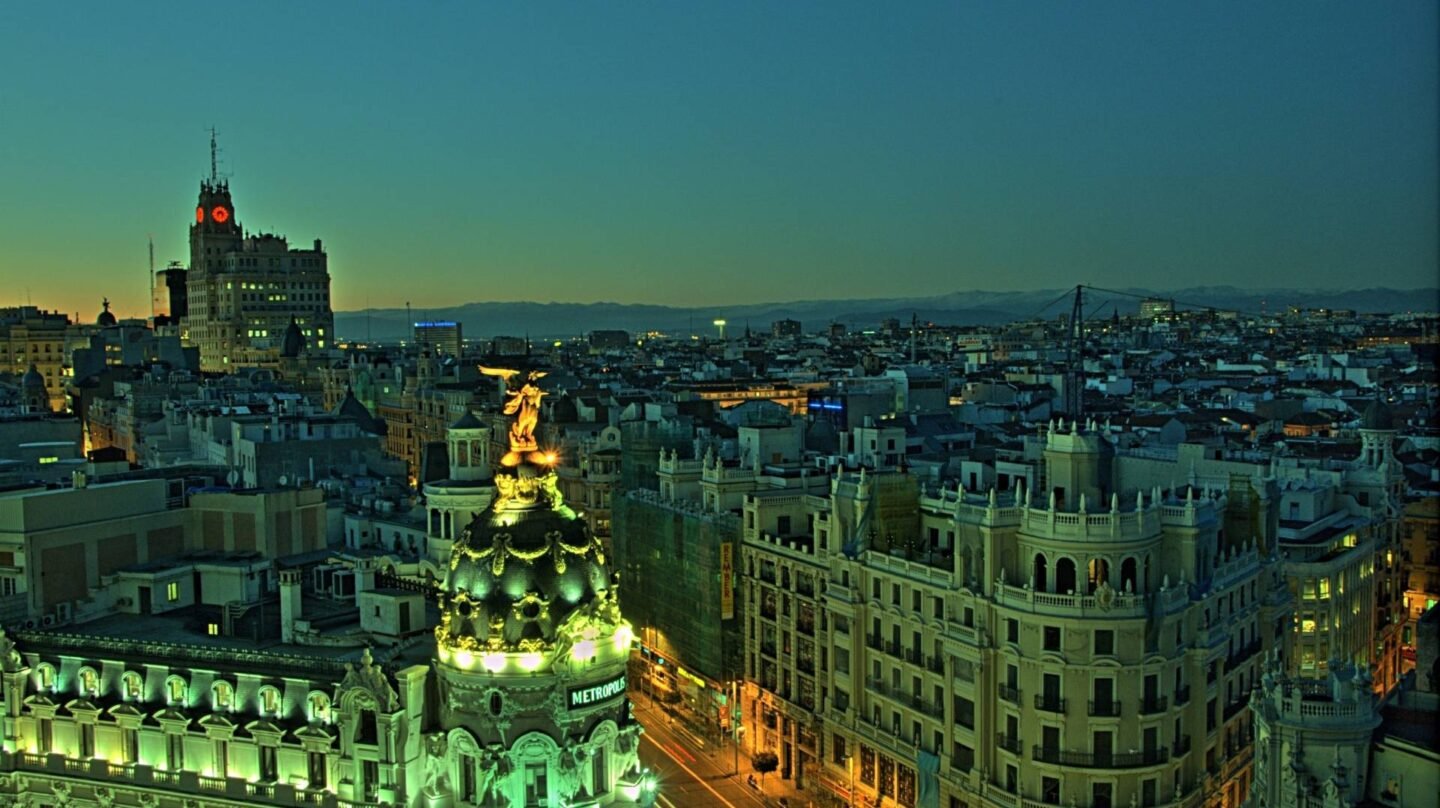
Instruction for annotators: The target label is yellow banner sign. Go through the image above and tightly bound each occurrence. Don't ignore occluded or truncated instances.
[720,542,735,620]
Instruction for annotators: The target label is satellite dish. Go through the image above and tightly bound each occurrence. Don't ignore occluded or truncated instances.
[226,470,239,487]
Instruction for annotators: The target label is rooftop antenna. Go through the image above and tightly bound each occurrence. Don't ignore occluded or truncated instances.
[405,301,412,349]
[910,312,918,363]
[1066,284,1085,423]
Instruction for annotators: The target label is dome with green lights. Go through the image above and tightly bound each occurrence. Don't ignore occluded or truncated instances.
[434,365,629,673]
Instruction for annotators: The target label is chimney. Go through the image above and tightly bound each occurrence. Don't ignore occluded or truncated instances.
[280,569,303,643]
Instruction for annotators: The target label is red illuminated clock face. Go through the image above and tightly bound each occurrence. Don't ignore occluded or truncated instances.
[196,206,204,223]
[212,206,230,223]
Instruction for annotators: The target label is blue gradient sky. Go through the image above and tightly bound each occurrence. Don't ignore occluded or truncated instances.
[1,2,1434,319]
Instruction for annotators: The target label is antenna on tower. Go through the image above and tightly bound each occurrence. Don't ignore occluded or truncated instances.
[207,127,220,183]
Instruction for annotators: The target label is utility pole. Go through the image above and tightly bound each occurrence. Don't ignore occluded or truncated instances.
[148,235,155,322]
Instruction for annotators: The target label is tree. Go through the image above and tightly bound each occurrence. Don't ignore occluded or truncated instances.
[751,751,779,790]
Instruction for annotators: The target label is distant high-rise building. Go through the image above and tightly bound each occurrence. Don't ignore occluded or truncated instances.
[414,320,462,356]
[588,329,631,351]
[771,318,802,338]
[152,262,188,321]
[1139,298,1175,319]
[183,179,333,372]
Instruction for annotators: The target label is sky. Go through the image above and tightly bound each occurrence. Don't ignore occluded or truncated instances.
[0,2,1435,320]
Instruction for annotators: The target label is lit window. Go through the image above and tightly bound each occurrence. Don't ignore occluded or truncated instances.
[208,623,220,636]
[38,456,58,465]
[213,681,233,710]
[167,582,179,602]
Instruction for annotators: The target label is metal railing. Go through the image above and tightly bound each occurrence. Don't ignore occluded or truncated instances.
[1035,694,1067,713]
[1088,699,1121,717]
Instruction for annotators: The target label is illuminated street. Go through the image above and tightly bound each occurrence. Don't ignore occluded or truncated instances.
[633,692,778,808]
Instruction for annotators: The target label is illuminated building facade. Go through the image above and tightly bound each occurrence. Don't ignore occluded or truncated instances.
[1,307,71,413]
[184,180,334,372]
[430,364,645,806]
[740,421,1292,808]
[0,369,651,807]
[414,322,463,358]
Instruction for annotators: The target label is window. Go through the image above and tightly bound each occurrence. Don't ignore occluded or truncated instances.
[214,740,229,777]
[1007,619,1018,644]
[167,733,184,770]
[1043,626,1061,652]
[213,681,233,711]
[952,743,973,772]
[260,744,278,782]
[1094,630,1114,656]
[260,686,280,716]
[954,695,974,729]
[80,723,95,758]
[309,751,328,790]
[207,623,220,636]
[121,728,138,763]
[123,672,142,701]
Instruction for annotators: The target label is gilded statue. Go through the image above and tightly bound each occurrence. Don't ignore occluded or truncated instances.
[480,366,549,466]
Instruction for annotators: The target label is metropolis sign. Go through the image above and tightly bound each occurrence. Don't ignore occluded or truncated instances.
[568,673,627,710]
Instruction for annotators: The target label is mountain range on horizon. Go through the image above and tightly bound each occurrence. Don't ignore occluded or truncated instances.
[334,285,1439,342]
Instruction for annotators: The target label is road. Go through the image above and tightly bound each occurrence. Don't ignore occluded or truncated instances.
[633,693,779,808]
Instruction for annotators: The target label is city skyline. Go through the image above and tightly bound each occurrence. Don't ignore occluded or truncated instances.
[2,2,1436,321]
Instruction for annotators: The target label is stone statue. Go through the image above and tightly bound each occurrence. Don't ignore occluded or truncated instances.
[423,734,450,794]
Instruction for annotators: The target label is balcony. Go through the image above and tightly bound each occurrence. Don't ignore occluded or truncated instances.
[885,640,902,658]
[1088,699,1121,717]
[904,647,923,667]
[866,634,883,651]
[1173,736,1192,757]
[1035,694,1067,714]
[1223,698,1249,721]
[996,734,1023,755]
[925,655,945,675]
[1175,686,1192,706]
[1032,746,1170,769]
[999,685,1021,705]
[1139,695,1169,715]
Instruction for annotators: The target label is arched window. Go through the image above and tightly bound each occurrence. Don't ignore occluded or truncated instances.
[259,685,281,716]
[308,692,331,724]
[1087,558,1110,594]
[1055,558,1077,595]
[1121,557,1139,593]
[122,671,143,701]
[36,663,56,692]
[78,666,99,697]
[212,681,234,711]
[1032,554,1049,593]
[166,676,187,706]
